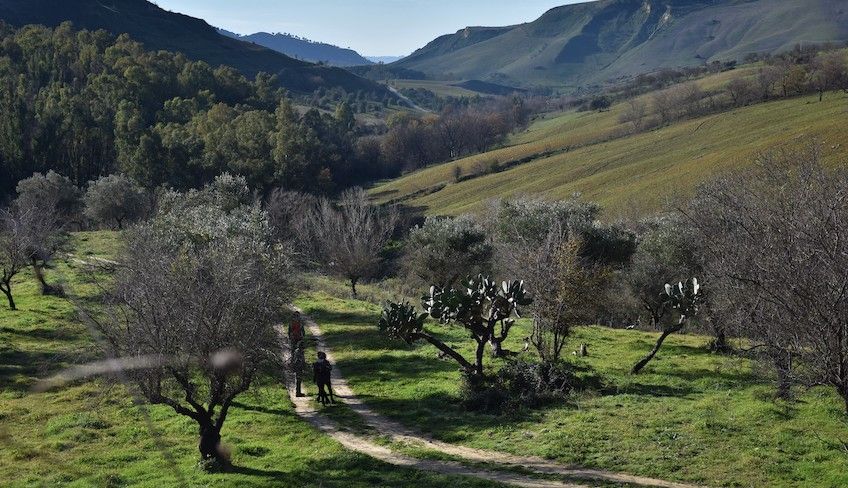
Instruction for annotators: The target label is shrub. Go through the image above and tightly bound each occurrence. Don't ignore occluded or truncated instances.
[460,360,577,413]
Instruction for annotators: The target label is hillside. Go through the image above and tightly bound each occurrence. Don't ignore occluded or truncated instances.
[392,0,848,89]
[0,0,385,94]
[219,29,373,67]
[370,75,848,217]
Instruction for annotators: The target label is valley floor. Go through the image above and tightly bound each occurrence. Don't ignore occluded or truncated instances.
[3,233,848,487]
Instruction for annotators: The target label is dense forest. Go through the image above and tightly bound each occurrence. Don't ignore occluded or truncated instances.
[0,22,530,200]
[0,22,370,198]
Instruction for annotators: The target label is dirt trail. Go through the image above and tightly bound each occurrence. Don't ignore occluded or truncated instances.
[279,324,588,488]
[280,315,706,488]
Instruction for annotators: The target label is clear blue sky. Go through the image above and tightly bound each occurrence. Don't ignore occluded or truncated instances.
[153,0,581,56]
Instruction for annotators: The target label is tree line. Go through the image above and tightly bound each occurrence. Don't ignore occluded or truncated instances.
[615,44,848,133]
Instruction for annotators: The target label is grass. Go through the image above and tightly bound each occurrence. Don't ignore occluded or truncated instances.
[297,291,848,488]
[390,79,481,98]
[0,232,506,488]
[370,91,848,219]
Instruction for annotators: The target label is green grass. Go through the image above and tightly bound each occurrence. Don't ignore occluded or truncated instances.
[0,232,506,487]
[296,291,848,488]
[390,80,481,98]
[371,92,848,218]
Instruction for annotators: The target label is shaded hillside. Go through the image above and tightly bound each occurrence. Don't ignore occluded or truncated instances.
[393,0,848,88]
[219,29,373,67]
[0,0,386,94]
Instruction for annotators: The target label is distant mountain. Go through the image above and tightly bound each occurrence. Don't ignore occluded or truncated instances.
[393,0,848,88]
[218,29,373,67]
[366,55,406,64]
[0,0,387,94]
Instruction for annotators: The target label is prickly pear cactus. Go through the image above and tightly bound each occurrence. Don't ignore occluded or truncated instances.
[379,301,427,344]
[662,277,702,319]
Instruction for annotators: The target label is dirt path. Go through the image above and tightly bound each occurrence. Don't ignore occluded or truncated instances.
[280,315,705,488]
[279,324,588,488]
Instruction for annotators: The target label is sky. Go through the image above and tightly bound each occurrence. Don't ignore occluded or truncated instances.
[153,0,582,56]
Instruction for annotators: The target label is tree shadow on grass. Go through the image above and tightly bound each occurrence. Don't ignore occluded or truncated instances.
[224,444,498,488]
[604,381,699,398]
[305,307,378,327]
[0,324,83,342]
[661,366,760,386]
[230,401,289,417]
[228,465,289,477]
[336,352,474,382]
[0,348,73,391]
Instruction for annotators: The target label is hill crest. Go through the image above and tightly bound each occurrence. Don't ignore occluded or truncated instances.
[393,0,848,88]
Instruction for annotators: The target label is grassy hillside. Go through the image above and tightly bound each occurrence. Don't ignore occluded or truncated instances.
[0,0,384,94]
[0,233,500,487]
[297,291,848,487]
[370,90,848,218]
[393,0,848,89]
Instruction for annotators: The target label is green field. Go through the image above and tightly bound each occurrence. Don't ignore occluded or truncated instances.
[371,92,848,218]
[390,79,482,98]
[297,291,848,488]
[0,233,503,488]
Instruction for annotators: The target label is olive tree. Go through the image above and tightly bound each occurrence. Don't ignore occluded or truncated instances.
[305,188,398,296]
[380,275,532,375]
[625,216,699,328]
[90,185,293,465]
[484,196,634,274]
[84,174,149,229]
[0,199,62,308]
[0,207,34,310]
[14,172,73,295]
[15,170,82,227]
[403,215,492,288]
[687,146,848,409]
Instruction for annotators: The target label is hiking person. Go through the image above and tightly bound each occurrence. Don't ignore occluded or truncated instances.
[289,312,306,397]
[289,312,304,345]
[290,342,307,397]
[313,351,335,405]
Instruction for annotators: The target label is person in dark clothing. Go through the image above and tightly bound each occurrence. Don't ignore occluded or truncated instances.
[290,342,307,397]
[289,312,306,397]
[313,351,335,405]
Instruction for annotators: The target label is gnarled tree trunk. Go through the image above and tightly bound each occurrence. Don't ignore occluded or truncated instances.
[0,280,15,310]
[198,420,223,462]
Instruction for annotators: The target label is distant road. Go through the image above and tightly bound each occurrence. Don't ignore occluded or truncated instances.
[386,85,432,113]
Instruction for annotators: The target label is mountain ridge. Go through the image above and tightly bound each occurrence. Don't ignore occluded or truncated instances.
[392,0,848,88]
[218,29,374,67]
[0,0,387,94]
